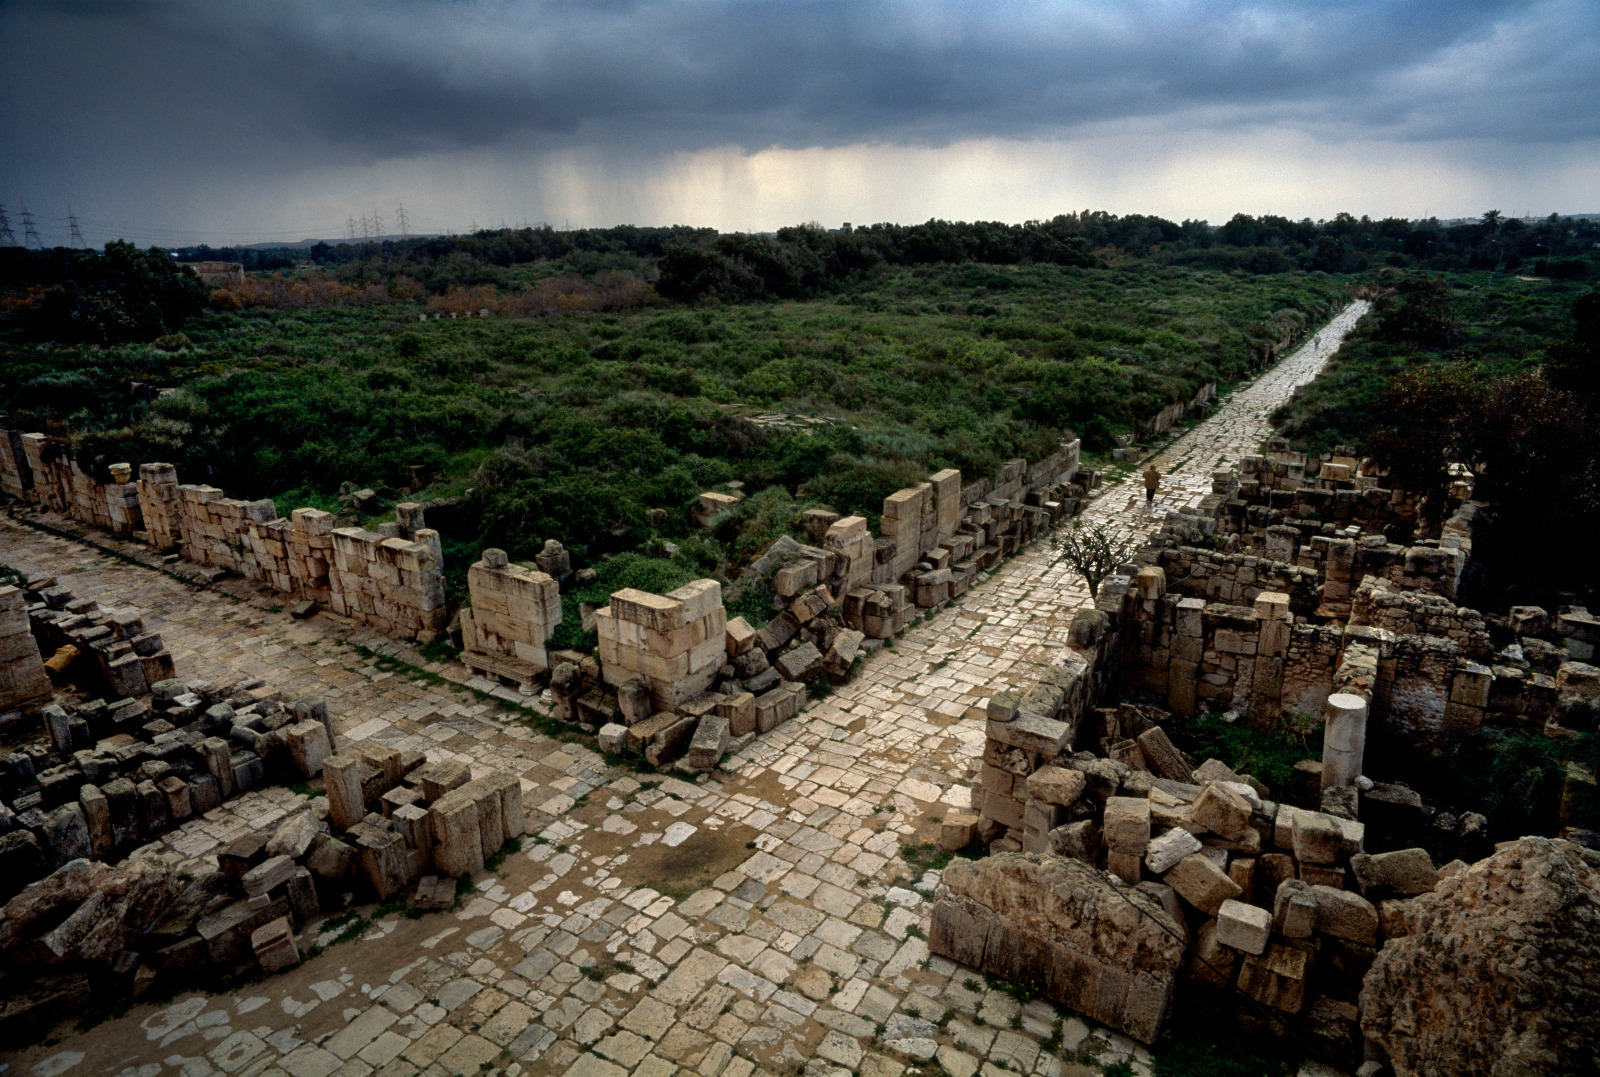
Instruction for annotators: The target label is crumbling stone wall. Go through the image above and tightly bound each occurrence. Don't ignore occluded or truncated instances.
[0,585,50,712]
[460,548,563,682]
[1350,577,1489,658]
[2,430,446,641]
[596,580,727,710]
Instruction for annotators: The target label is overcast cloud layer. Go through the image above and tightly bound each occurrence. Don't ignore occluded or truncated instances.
[2,0,1597,246]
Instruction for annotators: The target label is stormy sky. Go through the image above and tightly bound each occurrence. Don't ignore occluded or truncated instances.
[2,0,1597,247]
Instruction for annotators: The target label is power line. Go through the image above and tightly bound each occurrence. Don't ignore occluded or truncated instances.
[0,205,16,247]
[20,204,42,249]
[347,215,358,241]
[67,205,86,249]
[395,204,409,237]
[370,209,384,237]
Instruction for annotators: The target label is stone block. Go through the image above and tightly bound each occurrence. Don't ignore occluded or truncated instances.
[1024,766,1086,807]
[285,720,331,778]
[1292,810,1348,865]
[1215,898,1271,955]
[197,896,291,966]
[1136,725,1193,782]
[1237,943,1310,1014]
[598,723,628,753]
[1310,884,1378,945]
[1146,828,1202,874]
[1273,879,1319,938]
[306,836,356,880]
[725,617,757,656]
[1348,848,1439,898]
[929,852,1184,1044]
[1103,796,1152,854]
[1166,852,1243,915]
[417,759,470,804]
[242,854,296,898]
[1191,782,1253,841]
[940,812,977,852]
[715,691,756,737]
[429,789,483,877]
[251,916,300,973]
[685,713,730,771]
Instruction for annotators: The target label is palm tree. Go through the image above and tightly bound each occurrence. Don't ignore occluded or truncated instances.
[1481,209,1503,234]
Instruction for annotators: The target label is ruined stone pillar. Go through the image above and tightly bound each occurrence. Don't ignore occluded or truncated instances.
[200,736,236,799]
[322,754,368,831]
[1320,692,1368,789]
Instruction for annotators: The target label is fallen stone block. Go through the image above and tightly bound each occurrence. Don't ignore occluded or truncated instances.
[1025,766,1086,807]
[1103,796,1152,855]
[1237,943,1310,1014]
[940,812,977,852]
[1311,884,1378,945]
[265,811,323,860]
[1146,828,1202,875]
[415,873,456,911]
[598,723,628,753]
[1192,782,1253,841]
[1348,847,1439,898]
[685,713,730,771]
[251,916,300,973]
[1166,852,1243,915]
[1292,810,1350,865]
[242,854,296,899]
[1215,898,1271,955]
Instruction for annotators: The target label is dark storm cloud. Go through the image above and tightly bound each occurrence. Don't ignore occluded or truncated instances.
[0,0,1594,238]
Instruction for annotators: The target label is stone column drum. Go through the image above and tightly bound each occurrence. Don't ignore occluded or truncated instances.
[1321,692,1368,788]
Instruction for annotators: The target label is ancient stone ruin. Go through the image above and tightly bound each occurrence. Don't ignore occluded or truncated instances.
[0,430,447,641]
[452,443,1091,773]
[924,447,1600,1069]
[0,569,524,1032]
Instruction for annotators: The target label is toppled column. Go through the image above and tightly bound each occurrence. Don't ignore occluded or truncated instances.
[1321,692,1368,789]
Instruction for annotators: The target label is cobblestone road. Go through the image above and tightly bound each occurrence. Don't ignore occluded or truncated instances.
[0,301,1366,1077]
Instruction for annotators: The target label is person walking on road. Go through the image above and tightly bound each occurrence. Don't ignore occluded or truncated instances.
[1143,464,1161,506]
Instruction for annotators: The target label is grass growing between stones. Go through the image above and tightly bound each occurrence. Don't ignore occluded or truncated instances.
[1167,713,1322,803]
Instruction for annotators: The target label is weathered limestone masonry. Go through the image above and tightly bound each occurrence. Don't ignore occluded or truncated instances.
[0,429,446,641]
[26,576,177,701]
[459,548,563,683]
[1116,458,1600,755]
[1138,381,1216,439]
[783,440,1086,643]
[596,579,727,710]
[0,584,51,712]
[945,626,1395,1055]
[0,574,332,901]
[0,574,527,1025]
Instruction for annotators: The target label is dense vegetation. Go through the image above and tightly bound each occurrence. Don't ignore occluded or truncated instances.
[1272,268,1600,607]
[0,253,1344,590]
[0,242,207,344]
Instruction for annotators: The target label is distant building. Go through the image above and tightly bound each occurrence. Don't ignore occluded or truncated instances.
[179,261,245,288]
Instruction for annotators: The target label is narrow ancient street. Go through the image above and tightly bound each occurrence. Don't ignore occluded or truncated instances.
[1,300,1368,1077]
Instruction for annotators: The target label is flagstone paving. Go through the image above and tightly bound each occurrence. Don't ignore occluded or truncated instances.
[0,301,1367,1077]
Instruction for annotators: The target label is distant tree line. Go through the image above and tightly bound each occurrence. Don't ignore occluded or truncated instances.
[6,211,1598,342]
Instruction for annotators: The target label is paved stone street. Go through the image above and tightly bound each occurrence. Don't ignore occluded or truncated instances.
[0,301,1366,1077]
